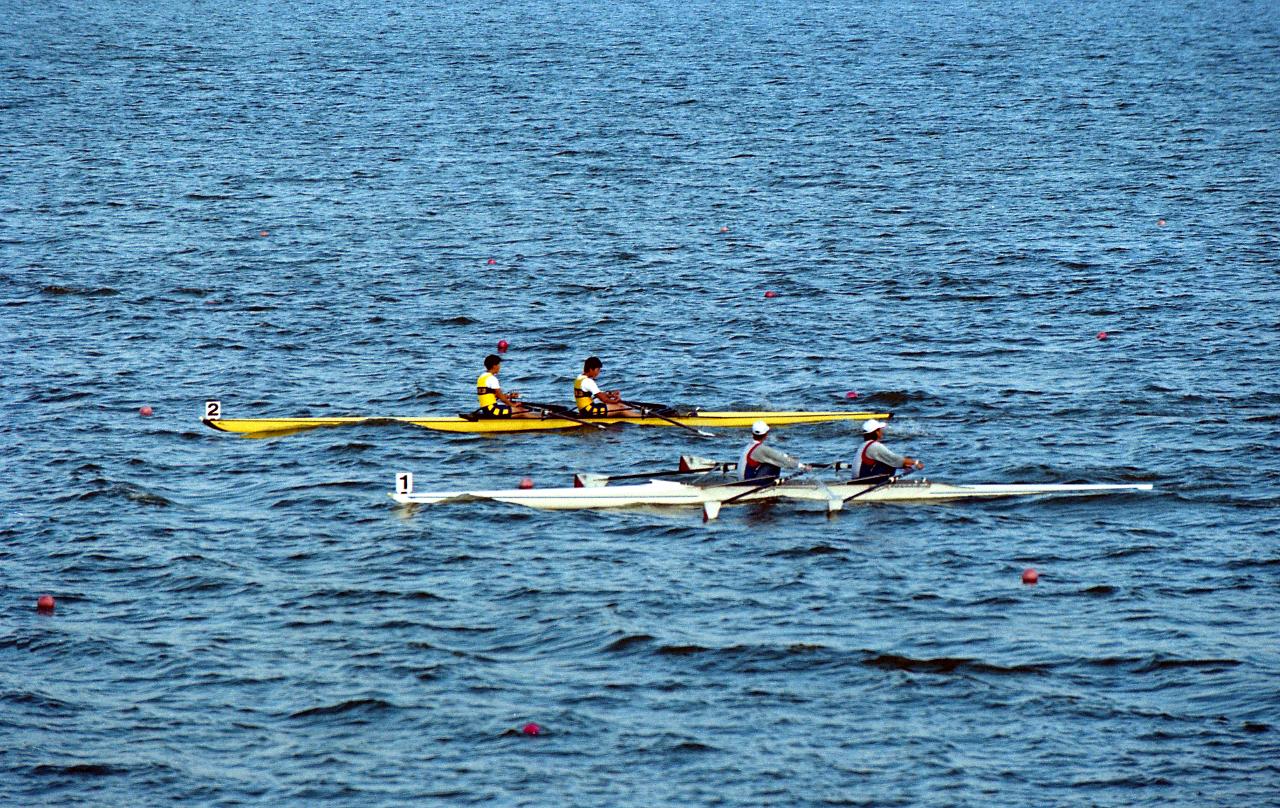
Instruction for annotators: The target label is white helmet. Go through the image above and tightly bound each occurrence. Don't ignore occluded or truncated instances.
[862,419,889,434]
[751,420,770,436]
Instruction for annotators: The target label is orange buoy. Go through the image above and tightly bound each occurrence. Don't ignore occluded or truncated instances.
[37,594,55,613]
[764,290,777,298]
[259,230,269,237]
[518,478,534,490]
[139,406,153,416]
[1022,568,1039,585]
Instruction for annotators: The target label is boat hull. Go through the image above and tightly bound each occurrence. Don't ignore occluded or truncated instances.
[203,410,892,438]
[391,479,1155,510]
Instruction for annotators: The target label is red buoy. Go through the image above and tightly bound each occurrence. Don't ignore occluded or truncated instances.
[139,406,153,416]
[719,226,729,233]
[1097,331,1108,340]
[36,594,55,613]
[764,290,778,298]
[487,258,497,265]
[518,477,534,490]
[845,391,859,400]
[1157,219,1166,226]
[1022,568,1039,585]
[521,722,542,736]
[259,230,269,237]
[497,339,509,353]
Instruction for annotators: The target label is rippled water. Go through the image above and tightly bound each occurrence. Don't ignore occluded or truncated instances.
[4,0,1279,804]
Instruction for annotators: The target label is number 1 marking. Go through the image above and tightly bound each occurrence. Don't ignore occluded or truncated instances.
[396,473,413,495]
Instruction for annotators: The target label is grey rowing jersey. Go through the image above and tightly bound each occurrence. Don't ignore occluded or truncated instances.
[738,440,802,480]
[859,439,906,469]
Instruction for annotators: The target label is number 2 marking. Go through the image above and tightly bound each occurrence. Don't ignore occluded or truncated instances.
[205,400,222,420]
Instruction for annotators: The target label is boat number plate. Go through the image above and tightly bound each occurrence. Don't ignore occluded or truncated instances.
[204,400,221,420]
[396,473,414,495]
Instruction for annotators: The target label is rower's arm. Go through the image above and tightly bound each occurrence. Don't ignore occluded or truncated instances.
[754,443,803,470]
[867,442,922,471]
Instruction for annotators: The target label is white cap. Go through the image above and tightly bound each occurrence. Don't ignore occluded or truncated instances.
[862,419,889,434]
[751,420,770,436]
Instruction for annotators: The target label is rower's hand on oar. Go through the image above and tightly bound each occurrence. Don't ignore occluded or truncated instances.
[908,459,924,471]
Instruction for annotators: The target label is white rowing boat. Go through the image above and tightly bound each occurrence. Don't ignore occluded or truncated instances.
[389,457,1154,519]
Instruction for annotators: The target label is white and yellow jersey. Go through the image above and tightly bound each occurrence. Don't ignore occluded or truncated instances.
[477,372,501,409]
[573,374,601,410]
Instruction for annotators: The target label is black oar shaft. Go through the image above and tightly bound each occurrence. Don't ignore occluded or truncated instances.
[520,401,607,430]
[841,471,904,504]
[618,398,715,438]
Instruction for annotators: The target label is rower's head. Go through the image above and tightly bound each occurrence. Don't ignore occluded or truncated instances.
[484,354,502,371]
[583,356,602,378]
[751,420,771,439]
[862,419,888,439]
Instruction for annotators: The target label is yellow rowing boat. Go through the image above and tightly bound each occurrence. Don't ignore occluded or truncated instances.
[201,406,891,438]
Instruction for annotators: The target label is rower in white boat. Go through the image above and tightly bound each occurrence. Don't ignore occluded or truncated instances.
[573,356,639,417]
[854,419,923,480]
[476,354,530,417]
[739,420,811,481]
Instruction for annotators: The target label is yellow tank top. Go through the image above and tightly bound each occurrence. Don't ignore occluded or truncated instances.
[573,374,593,410]
[477,372,498,409]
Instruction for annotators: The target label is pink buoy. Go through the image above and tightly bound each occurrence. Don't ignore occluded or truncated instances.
[258,230,269,237]
[518,478,534,490]
[521,722,542,736]
[37,594,55,613]
[1157,219,1166,226]
[1097,332,1108,340]
[844,391,859,400]
[497,339,509,353]
[487,258,497,265]
[719,226,729,233]
[139,406,153,416]
[1022,568,1039,585]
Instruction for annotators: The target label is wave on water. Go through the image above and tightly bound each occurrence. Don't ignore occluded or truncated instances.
[288,699,398,719]
[40,285,118,297]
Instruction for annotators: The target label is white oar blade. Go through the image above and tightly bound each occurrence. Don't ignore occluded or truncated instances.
[826,497,843,514]
[702,501,722,521]
[574,473,609,488]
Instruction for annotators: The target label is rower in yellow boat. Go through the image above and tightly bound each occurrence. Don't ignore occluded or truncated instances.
[573,356,639,417]
[476,354,529,417]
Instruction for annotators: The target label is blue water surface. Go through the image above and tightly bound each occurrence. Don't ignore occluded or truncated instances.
[3,0,1279,804]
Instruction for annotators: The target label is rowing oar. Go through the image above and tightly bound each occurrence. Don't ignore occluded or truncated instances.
[574,456,736,488]
[790,465,845,514]
[519,401,608,431]
[702,476,780,521]
[618,398,717,438]
[841,467,915,505]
